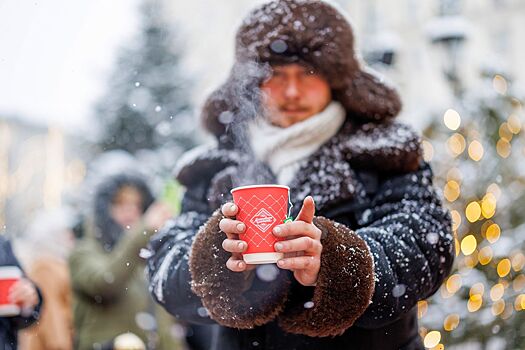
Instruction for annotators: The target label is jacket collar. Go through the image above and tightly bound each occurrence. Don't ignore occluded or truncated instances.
[176,120,422,213]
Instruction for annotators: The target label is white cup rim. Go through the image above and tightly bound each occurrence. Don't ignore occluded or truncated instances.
[231,184,290,194]
[0,266,23,279]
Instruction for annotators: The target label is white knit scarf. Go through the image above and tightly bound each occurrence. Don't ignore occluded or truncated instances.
[248,101,346,185]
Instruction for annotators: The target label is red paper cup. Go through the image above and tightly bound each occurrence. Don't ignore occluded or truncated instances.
[231,185,289,264]
[0,266,22,317]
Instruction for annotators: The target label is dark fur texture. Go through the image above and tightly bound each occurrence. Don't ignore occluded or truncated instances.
[202,0,402,138]
[189,210,291,329]
[189,213,374,335]
[278,216,375,337]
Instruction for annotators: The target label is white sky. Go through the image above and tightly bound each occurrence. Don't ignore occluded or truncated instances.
[0,0,140,131]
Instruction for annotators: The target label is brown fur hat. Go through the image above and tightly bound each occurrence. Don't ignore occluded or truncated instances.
[202,0,402,137]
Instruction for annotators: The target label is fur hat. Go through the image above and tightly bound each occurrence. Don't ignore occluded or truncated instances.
[202,0,402,138]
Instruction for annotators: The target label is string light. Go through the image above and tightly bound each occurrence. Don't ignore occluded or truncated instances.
[443,314,460,331]
[490,283,504,301]
[497,259,512,278]
[493,75,508,94]
[443,109,461,130]
[468,140,484,161]
[424,331,441,348]
[465,202,481,222]
[461,235,477,255]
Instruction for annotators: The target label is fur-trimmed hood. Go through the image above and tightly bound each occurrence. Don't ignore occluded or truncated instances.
[92,174,154,251]
[202,0,402,139]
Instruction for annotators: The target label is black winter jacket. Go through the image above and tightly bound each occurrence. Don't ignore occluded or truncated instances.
[147,120,454,350]
[0,236,43,350]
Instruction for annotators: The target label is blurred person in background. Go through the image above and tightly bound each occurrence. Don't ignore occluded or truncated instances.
[16,209,76,350]
[69,173,184,350]
[0,235,43,350]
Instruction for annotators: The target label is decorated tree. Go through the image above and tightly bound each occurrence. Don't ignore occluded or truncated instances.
[419,70,525,349]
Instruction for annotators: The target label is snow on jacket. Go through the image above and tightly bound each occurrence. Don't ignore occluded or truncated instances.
[147,119,455,350]
[0,236,43,350]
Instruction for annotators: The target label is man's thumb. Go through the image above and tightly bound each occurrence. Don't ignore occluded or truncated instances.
[295,196,315,224]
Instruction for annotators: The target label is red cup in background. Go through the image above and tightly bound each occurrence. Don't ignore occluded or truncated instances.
[231,185,289,264]
[0,266,22,317]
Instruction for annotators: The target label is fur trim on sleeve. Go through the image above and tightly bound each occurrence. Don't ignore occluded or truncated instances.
[189,209,291,329]
[278,216,375,337]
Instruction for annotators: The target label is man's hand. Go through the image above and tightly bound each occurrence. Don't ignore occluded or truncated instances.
[9,278,39,310]
[220,203,255,272]
[273,196,322,286]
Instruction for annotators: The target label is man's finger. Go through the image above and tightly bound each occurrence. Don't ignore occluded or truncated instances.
[275,236,322,255]
[295,196,315,224]
[226,256,248,272]
[272,221,321,240]
[219,218,246,235]
[277,256,318,270]
[221,202,239,218]
[222,239,248,253]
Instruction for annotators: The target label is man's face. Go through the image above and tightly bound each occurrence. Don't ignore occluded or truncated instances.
[260,63,332,128]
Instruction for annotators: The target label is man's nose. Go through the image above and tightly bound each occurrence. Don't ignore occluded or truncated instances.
[284,78,300,99]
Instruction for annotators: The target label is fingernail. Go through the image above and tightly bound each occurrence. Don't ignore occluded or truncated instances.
[237,223,245,232]
[237,241,245,249]
[277,260,285,267]
[273,226,281,235]
[275,243,283,251]
[238,261,244,268]
[230,204,237,211]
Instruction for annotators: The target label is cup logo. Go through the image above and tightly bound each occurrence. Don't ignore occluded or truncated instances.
[250,208,276,232]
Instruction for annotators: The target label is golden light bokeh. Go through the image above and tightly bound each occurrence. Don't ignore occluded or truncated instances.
[511,252,525,271]
[417,300,428,319]
[507,114,522,134]
[478,246,493,265]
[496,138,511,158]
[444,180,461,202]
[498,123,513,141]
[451,210,462,231]
[468,140,484,161]
[464,253,479,268]
[447,133,467,156]
[486,183,501,200]
[443,314,460,331]
[461,235,477,255]
[444,109,461,130]
[513,274,525,292]
[515,294,525,311]
[424,331,441,348]
[497,259,512,278]
[465,202,481,222]
[446,274,462,294]
[490,283,505,301]
[447,167,462,182]
[493,74,508,94]
[481,193,497,218]
[422,140,434,162]
[470,283,485,297]
[468,294,483,312]
[486,223,501,243]
[492,299,505,316]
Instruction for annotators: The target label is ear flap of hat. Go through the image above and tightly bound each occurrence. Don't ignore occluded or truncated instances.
[201,62,270,137]
[335,68,402,122]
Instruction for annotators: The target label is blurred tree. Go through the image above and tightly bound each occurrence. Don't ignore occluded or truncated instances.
[95,0,196,156]
[420,69,525,349]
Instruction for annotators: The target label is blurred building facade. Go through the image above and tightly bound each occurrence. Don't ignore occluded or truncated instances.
[0,117,88,237]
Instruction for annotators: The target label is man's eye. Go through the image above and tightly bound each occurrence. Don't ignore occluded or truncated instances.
[307,69,317,75]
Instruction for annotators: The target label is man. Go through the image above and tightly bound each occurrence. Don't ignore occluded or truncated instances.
[0,235,43,350]
[147,1,454,349]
